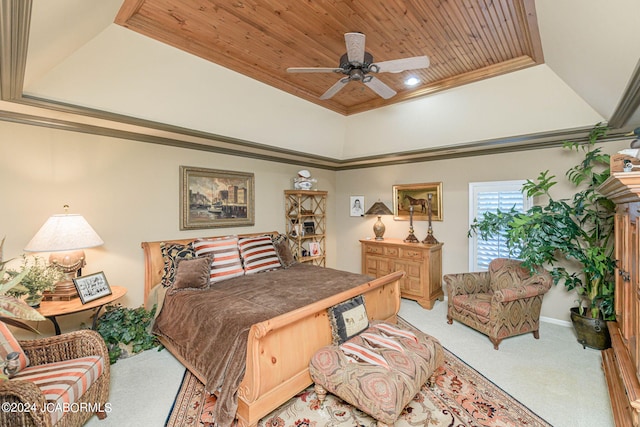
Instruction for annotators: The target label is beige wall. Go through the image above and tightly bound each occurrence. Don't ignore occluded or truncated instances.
[0,120,336,335]
[335,140,629,324]
[1,119,629,334]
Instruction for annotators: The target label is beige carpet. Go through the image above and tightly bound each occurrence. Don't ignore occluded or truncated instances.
[86,299,613,427]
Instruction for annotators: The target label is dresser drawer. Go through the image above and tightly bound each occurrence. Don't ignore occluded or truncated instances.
[383,246,400,257]
[364,244,384,255]
[400,247,424,260]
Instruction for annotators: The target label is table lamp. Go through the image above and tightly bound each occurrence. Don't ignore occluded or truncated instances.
[24,205,104,300]
[365,201,393,240]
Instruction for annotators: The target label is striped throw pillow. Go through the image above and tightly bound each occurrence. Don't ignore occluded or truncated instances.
[194,237,244,283]
[238,235,282,274]
[0,321,29,374]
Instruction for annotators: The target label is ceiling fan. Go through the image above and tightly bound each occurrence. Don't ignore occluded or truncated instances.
[286,32,430,100]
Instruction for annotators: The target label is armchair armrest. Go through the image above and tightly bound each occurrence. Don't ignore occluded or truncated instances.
[493,283,551,303]
[444,272,491,297]
[20,329,109,368]
[0,380,51,427]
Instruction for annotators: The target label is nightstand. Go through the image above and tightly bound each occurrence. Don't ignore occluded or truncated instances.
[360,239,443,309]
[38,286,127,334]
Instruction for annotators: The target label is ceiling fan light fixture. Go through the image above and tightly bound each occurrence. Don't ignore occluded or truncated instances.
[405,76,420,86]
[350,69,365,81]
[288,32,430,100]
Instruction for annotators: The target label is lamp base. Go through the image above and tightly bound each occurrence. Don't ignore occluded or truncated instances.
[42,279,79,301]
[42,280,79,301]
[42,290,78,301]
[45,251,85,300]
[373,216,386,241]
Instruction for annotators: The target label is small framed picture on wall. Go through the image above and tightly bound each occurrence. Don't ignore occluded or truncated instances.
[350,195,365,217]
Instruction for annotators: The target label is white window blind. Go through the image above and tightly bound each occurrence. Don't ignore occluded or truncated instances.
[469,181,532,271]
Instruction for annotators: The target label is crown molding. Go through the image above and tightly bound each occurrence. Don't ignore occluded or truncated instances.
[0,0,638,171]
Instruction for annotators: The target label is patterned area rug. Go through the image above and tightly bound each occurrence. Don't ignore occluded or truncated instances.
[165,320,552,427]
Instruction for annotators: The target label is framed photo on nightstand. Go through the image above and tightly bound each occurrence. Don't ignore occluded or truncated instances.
[73,272,112,304]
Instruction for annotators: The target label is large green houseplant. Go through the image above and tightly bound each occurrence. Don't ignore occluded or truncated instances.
[469,123,616,330]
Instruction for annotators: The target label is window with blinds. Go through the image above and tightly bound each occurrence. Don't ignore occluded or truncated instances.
[468,181,532,271]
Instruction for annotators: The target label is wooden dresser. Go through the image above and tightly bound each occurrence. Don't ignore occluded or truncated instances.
[598,171,640,427]
[360,238,443,309]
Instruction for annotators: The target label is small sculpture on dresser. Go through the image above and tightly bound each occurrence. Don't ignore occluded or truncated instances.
[422,194,439,244]
[404,206,419,243]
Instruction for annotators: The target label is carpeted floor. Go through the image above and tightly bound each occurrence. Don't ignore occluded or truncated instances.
[86,299,614,427]
[166,341,553,427]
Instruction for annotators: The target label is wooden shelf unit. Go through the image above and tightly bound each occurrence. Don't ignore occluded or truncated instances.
[360,238,443,309]
[598,171,640,427]
[285,190,327,267]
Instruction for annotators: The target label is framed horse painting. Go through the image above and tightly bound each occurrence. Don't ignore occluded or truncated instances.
[392,182,443,221]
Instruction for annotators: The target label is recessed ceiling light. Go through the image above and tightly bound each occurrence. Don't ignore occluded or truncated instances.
[405,77,420,86]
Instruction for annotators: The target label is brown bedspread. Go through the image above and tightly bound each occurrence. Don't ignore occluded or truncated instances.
[152,263,374,427]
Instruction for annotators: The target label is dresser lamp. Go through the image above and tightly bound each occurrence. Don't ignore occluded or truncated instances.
[24,206,104,300]
[365,201,394,240]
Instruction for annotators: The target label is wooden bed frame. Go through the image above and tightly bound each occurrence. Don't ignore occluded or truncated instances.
[142,232,403,427]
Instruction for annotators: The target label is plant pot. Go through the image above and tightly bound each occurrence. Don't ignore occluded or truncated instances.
[25,294,44,309]
[570,307,611,350]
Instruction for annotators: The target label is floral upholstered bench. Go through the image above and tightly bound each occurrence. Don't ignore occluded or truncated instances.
[309,321,444,427]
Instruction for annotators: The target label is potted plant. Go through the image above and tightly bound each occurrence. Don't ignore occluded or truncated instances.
[0,238,46,330]
[94,303,160,364]
[6,255,65,308]
[469,123,615,349]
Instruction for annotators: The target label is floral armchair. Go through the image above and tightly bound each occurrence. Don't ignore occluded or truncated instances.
[444,258,552,350]
[0,327,110,427]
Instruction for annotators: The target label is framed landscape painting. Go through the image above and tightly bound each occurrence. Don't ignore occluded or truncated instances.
[392,182,443,221]
[180,166,255,230]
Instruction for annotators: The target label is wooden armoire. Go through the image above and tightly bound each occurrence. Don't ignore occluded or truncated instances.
[598,171,640,427]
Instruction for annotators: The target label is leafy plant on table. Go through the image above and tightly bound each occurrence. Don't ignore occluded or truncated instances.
[5,254,65,305]
[469,123,616,320]
[0,237,45,332]
[95,303,160,364]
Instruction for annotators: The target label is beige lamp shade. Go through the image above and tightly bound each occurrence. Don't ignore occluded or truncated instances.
[24,212,103,300]
[24,214,103,252]
[365,201,393,240]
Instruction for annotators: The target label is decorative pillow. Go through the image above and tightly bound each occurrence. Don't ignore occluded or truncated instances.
[328,296,369,345]
[238,235,282,274]
[271,234,297,268]
[193,236,244,283]
[0,322,29,375]
[160,242,196,287]
[171,255,214,292]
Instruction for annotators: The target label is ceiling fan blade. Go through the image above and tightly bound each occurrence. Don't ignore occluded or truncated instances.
[320,78,349,100]
[344,32,365,65]
[373,56,430,73]
[364,77,397,99]
[286,67,343,73]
